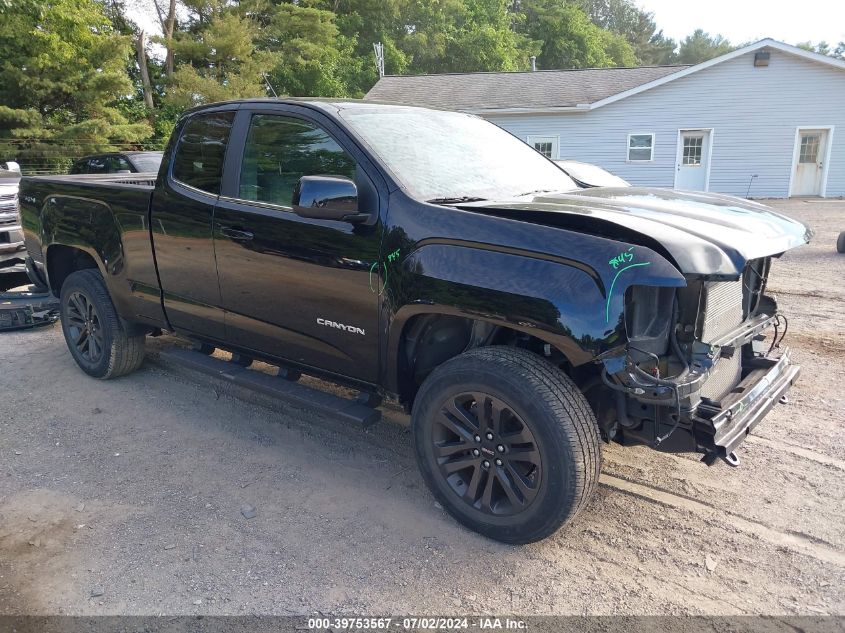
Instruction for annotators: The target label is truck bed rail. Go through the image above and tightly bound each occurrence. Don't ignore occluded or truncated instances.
[24,173,157,188]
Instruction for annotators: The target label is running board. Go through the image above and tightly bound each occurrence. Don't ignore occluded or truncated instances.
[159,348,381,427]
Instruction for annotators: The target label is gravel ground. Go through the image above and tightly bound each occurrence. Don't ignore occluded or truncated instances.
[0,199,843,616]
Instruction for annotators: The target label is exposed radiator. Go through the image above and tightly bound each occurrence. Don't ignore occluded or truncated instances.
[700,281,744,343]
[700,281,744,400]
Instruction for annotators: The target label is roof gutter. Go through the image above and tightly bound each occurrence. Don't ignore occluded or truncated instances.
[465,104,592,115]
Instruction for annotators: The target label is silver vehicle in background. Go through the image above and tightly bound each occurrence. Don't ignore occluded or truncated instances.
[0,161,25,267]
[0,160,58,326]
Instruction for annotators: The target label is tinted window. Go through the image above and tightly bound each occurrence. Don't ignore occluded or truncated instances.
[70,159,89,174]
[172,111,235,195]
[86,157,108,174]
[130,152,163,173]
[239,114,356,207]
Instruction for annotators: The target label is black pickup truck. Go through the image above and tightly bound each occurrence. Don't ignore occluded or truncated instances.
[19,99,810,543]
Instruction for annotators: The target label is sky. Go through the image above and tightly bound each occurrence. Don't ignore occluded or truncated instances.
[636,0,845,47]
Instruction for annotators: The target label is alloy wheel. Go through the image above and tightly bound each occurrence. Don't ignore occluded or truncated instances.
[65,291,104,363]
[431,391,542,516]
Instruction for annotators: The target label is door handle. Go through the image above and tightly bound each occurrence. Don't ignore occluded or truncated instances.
[220,226,254,241]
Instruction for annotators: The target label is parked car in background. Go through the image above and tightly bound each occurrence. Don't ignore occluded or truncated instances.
[70,151,163,175]
[0,161,24,263]
[0,161,34,292]
[555,160,630,189]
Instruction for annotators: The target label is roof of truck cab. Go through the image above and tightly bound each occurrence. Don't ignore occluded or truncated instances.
[179,98,453,116]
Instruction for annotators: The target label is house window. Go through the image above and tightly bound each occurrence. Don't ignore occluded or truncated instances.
[799,133,821,163]
[527,135,559,159]
[682,135,704,166]
[627,133,654,162]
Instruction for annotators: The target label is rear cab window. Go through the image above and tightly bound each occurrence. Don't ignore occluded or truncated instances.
[171,111,236,195]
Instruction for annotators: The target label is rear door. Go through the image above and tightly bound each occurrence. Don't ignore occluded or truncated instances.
[150,108,236,340]
[212,105,383,382]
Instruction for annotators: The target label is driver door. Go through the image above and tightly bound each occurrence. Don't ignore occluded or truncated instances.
[213,106,382,382]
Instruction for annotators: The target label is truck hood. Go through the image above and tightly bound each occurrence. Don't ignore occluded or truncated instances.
[461,187,812,278]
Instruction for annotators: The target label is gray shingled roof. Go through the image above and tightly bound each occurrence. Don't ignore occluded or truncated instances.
[364,65,690,111]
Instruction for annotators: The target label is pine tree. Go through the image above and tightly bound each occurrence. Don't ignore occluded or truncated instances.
[0,0,152,173]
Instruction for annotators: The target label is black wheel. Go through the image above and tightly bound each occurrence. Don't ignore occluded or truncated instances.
[60,269,146,379]
[412,346,601,544]
[837,231,845,254]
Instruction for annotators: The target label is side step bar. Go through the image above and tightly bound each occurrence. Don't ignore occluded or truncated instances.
[159,347,381,428]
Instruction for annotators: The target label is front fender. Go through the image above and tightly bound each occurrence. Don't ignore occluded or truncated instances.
[384,239,685,391]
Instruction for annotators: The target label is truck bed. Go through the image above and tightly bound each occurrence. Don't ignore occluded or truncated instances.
[19,172,166,328]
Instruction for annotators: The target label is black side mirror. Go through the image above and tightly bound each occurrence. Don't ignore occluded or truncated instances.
[292,175,362,222]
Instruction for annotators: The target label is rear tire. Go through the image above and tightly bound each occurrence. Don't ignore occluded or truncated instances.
[837,231,845,254]
[60,269,146,379]
[411,346,601,544]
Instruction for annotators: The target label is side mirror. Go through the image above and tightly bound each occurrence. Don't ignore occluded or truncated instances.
[292,175,362,222]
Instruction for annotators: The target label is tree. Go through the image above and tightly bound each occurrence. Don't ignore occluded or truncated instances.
[150,0,178,75]
[257,2,358,97]
[378,0,531,74]
[676,29,733,64]
[0,0,152,172]
[797,40,845,60]
[577,0,675,65]
[165,2,276,108]
[517,0,637,69]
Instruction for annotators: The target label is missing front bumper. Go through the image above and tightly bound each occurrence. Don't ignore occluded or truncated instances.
[695,349,800,455]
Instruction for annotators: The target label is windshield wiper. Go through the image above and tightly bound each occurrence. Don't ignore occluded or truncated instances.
[426,196,488,205]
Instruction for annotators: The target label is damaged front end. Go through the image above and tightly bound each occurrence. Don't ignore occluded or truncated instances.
[597,257,800,465]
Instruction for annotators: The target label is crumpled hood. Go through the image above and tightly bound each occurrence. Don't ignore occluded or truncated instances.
[462,187,812,278]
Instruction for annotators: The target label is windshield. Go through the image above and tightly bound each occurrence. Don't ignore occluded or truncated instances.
[341,106,577,202]
[130,152,164,173]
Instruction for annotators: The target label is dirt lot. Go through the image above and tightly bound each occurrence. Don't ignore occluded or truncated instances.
[0,199,843,616]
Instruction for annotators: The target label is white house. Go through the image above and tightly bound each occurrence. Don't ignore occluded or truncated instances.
[365,39,845,198]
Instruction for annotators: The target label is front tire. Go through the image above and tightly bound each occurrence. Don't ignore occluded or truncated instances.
[60,269,146,379]
[411,346,601,544]
[837,231,845,254]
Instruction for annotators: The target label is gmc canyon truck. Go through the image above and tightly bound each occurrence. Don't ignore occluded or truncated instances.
[19,100,810,543]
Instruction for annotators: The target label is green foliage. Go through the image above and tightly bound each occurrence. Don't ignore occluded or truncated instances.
[676,29,734,65]
[0,0,153,172]
[577,0,676,65]
[394,0,532,73]
[166,6,276,107]
[518,0,636,69]
[261,3,356,96]
[797,41,845,60]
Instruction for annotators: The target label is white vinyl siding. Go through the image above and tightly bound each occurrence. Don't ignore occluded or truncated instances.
[484,49,845,198]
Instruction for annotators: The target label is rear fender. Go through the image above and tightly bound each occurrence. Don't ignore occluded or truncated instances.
[41,195,127,311]
[383,240,685,391]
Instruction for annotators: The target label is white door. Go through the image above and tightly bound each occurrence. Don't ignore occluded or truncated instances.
[674,130,712,191]
[791,129,829,196]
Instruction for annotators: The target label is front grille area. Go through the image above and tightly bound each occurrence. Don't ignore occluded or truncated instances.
[700,281,745,401]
